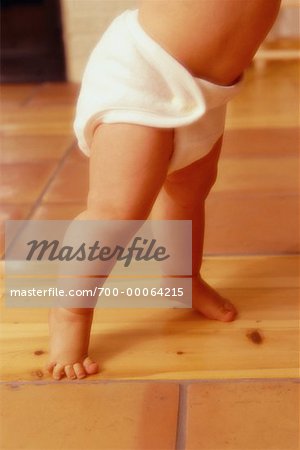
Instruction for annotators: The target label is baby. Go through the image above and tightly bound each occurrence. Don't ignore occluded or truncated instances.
[47,0,281,380]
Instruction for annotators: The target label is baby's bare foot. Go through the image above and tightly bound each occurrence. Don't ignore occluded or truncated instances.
[47,308,99,380]
[192,275,237,322]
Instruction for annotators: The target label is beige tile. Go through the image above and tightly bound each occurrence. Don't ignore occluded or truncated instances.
[43,151,88,203]
[0,84,38,110]
[214,157,298,193]
[0,105,75,136]
[222,128,299,158]
[185,381,299,450]
[0,204,32,256]
[226,61,299,129]
[0,382,179,450]
[0,135,74,163]
[204,192,299,255]
[26,82,80,106]
[0,162,57,204]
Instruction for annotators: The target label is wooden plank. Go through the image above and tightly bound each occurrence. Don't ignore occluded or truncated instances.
[0,256,298,381]
[0,314,298,381]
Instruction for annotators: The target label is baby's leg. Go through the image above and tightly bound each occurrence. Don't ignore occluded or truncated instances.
[151,136,237,322]
[48,123,173,380]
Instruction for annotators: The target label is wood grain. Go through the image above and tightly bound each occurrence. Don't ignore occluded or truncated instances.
[1,255,298,381]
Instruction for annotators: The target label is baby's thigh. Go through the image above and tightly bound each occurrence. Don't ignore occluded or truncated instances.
[87,123,174,218]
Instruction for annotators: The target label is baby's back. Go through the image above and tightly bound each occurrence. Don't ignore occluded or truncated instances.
[139,0,281,84]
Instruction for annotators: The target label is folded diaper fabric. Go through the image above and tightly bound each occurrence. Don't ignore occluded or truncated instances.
[74,9,243,172]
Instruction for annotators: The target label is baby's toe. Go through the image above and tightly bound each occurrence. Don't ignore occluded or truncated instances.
[219,301,237,322]
[83,357,99,375]
[73,362,86,379]
[52,363,65,380]
[46,361,56,373]
[64,364,76,380]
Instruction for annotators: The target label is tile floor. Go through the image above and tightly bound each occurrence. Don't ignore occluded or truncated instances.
[0,380,298,450]
[0,61,299,449]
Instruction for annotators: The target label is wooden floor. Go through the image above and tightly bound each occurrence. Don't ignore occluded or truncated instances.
[0,61,299,449]
[0,255,299,381]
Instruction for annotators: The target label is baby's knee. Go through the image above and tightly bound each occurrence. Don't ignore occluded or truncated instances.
[165,167,217,208]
